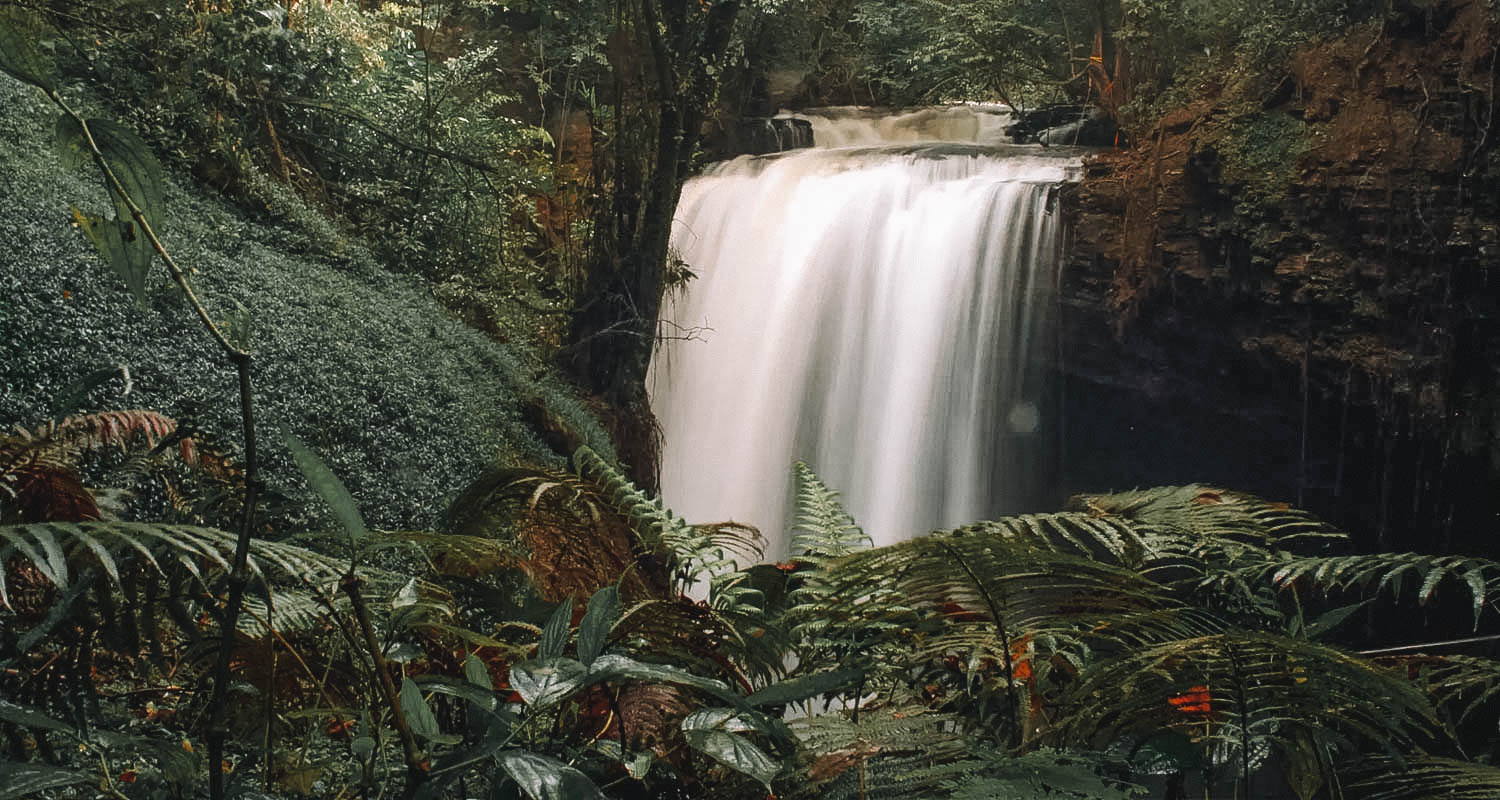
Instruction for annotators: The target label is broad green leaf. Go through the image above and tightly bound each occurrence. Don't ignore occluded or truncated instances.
[509,657,587,708]
[465,652,493,689]
[351,736,375,762]
[625,751,653,779]
[414,675,514,722]
[400,677,458,745]
[0,762,88,800]
[57,116,164,307]
[576,585,620,666]
[285,434,369,552]
[682,727,780,790]
[85,118,166,225]
[0,9,58,90]
[0,700,72,733]
[498,751,607,800]
[538,596,573,660]
[745,667,864,707]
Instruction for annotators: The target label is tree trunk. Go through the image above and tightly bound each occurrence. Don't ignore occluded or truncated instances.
[564,0,743,489]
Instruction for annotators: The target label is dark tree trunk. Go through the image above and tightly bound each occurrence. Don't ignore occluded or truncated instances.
[564,0,744,489]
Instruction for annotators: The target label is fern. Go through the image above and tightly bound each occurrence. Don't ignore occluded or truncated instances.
[1389,654,1500,725]
[951,514,1158,568]
[1342,756,1500,799]
[0,521,430,635]
[1241,552,1500,627]
[790,462,871,560]
[1053,632,1446,783]
[574,446,754,607]
[1069,485,1347,551]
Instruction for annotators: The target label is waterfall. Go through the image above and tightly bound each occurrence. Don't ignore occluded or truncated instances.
[649,107,1084,552]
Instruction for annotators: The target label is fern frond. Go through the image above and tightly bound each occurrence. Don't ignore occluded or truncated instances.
[4,409,178,460]
[1387,654,1500,725]
[376,530,522,578]
[0,522,433,635]
[1053,633,1446,776]
[1343,756,1500,799]
[810,527,1212,664]
[791,462,871,560]
[1070,485,1347,551]
[952,513,1157,568]
[1240,552,1500,626]
[574,446,743,595]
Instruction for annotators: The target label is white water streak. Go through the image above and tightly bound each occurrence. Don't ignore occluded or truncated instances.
[651,109,1078,553]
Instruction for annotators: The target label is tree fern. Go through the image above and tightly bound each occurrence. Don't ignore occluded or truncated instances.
[1343,756,1500,799]
[1053,632,1447,786]
[1069,485,1347,551]
[1240,551,1500,627]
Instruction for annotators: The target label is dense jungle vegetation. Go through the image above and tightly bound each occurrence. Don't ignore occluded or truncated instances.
[3,0,1500,798]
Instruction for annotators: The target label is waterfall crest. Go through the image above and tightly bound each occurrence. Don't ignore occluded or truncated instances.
[650,107,1084,552]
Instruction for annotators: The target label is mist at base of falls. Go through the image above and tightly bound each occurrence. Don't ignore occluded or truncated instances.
[649,108,1084,553]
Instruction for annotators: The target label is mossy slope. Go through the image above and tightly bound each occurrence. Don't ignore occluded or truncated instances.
[0,73,609,529]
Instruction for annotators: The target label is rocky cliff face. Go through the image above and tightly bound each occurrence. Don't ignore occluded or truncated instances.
[1057,0,1500,552]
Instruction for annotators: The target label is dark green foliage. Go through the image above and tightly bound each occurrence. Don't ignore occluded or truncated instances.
[0,761,90,799]
[0,7,56,91]
[0,72,610,530]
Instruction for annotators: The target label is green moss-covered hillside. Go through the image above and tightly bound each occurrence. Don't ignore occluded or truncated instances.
[0,73,609,529]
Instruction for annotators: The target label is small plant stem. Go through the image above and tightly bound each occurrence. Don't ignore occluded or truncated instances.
[42,91,263,800]
[341,571,426,798]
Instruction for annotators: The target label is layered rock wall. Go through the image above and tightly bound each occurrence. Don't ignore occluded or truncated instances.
[1058,1,1500,552]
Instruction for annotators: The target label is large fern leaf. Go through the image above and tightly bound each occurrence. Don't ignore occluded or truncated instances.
[1240,552,1500,627]
[1069,485,1347,551]
[0,521,429,635]
[1052,632,1446,780]
[1342,756,1500,799]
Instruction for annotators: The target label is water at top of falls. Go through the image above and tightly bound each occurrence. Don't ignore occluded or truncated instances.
[784,104,1017,147]
[650,106,1085,557]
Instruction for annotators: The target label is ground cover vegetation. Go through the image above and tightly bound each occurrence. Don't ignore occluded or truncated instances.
[5,0,1500,798]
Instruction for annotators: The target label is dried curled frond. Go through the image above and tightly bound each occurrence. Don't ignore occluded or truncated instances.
[5,409,179,462]
[1,410,242,524]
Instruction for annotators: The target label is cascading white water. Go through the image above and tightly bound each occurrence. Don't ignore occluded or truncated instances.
[650,108,1083,552]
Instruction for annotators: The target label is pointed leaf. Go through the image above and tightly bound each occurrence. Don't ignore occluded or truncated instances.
[400,677,457,745]
[285,434,368,552]
[682,728,780,789]
[0,700,73,734]
[509,657,587,708]
[1304,602,1368,640]
[498,751,608,800]
[576,585,620,666]
[538,596,573,660]
[465,652,493,689]
[745,667,865,707]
